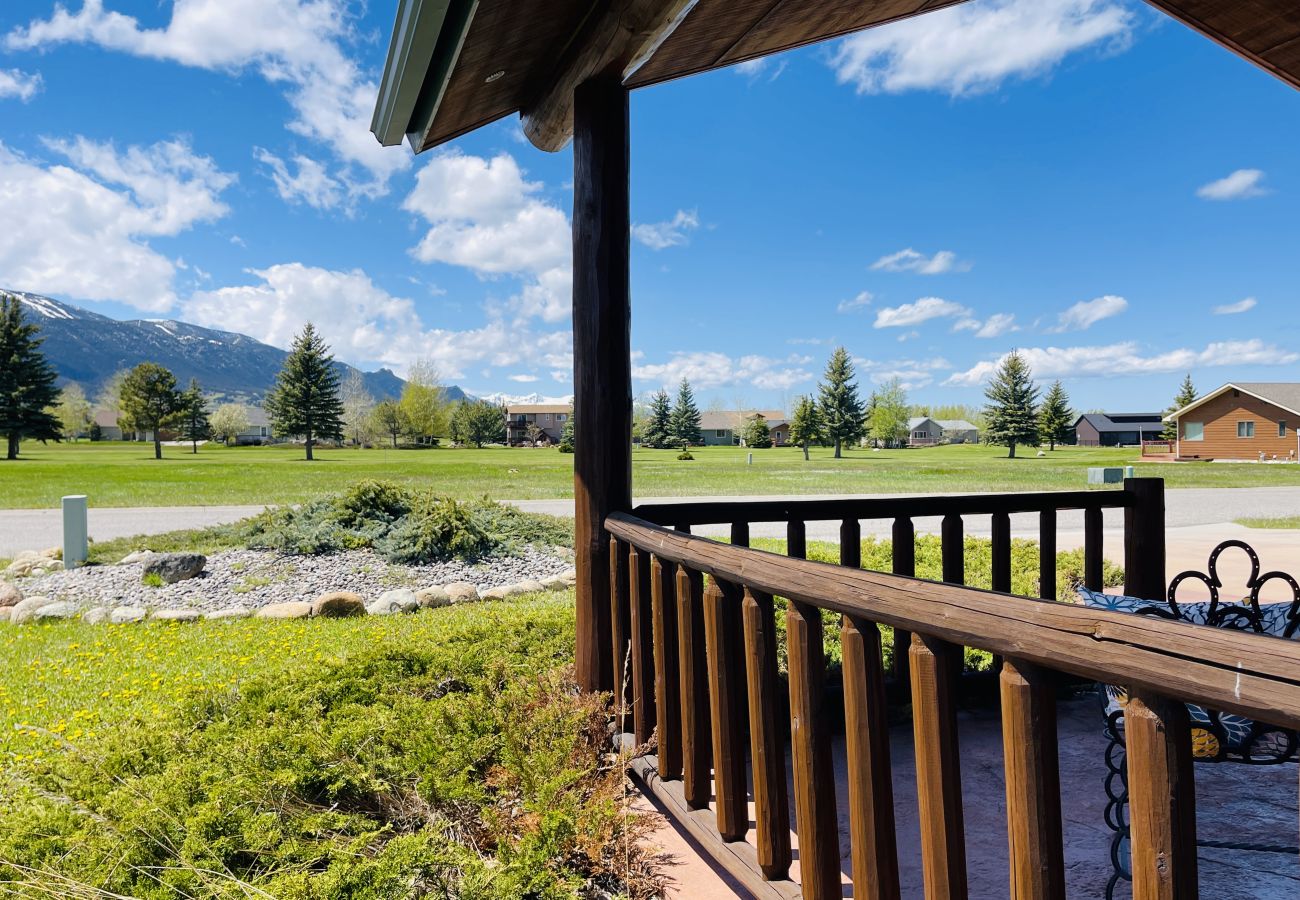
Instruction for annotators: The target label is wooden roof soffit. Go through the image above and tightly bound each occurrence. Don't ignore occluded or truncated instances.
[522,0,699,152]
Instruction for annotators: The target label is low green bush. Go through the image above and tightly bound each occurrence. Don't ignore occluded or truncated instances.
[676,451,694,460]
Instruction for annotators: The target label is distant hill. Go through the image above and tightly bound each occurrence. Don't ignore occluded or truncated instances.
[6,289,469,406]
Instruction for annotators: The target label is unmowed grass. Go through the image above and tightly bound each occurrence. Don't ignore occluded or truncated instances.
[0,596,667,899]
[1235,516,1300,529]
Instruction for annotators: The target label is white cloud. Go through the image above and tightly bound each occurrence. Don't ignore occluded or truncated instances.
[954,312,1018,338]
[1197,169,1268,201]
[830,0,1133,96]
[734,57,787,82]
[632,209,700,250]
[6,0,406,199]
[1213,297,1257,315]
[0,68,42,101]
[1049,294,1126,332]
[870,248,969,274]
[944,340,1299,386]
[855,355,951,391]
[837,290,873,314]
[0,138,235,311]
[633,352,812,391]
[874,296,970,328]
[255,149,342,210]
[508,373,539,383]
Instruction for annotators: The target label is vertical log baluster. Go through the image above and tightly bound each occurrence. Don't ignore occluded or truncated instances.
[1001,660,1065,900]
[743,588,792,880]
[788,599,841,899]
[941,514,965,585]
[991,511,1012,594]
[609,536,631,732]
[732,521,750,548]
[1126,691,1198,900]
[1039,509,1057,601]
[1085,506,1104,592]
[628,546,657,745]
[651,555,682,780]
[911,633,969,899]
[841,518,862,568]
[676,564,712,809]
[703,578,748,841]
[842,615,901,900]
[788,519,807,560]
[892,518,916,694]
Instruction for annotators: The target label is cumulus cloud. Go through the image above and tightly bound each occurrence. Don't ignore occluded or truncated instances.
[0,138,235,311]
[734,57,787,82]
[944,340,1299,386]
[632,209,700,250]
[1049,294,1127,332]
[633,352,812,391]
[0,68,42,101]
[874,297,970,329]
[6,0,406,201]
[954,312,1018,338]
[1197,169,1268,201]
[255,149,342,210]
[1213,297,1257,315]
[837,291,873,314]
[870,248,969,275]
[508,373,539,383]
[855,355,951,390]
[830,0,1133,96]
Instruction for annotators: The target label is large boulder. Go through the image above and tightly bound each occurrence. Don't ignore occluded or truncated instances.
[0,582,22,607]
[9,596,53,624]
[445,582,479,604]
[366,589,419,616]
[482,585,511,600]
[153,608,202,623]
[312,591,366,618]
[33,601,77,621]
[0,608,11,623]
[110,606,148,624]
[415,586,451,609]
[516,579,547,594]
[255,601,312,620]
[119,550,156,565]
[206,606,251,620]
[143,553,206,584]
[540,575,569,592]
[81,607,112,625]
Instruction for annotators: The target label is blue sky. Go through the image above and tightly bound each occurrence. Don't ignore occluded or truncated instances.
[1,0,1297,412]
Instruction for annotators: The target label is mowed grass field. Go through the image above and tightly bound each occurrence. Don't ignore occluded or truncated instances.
[4,440,1300,508]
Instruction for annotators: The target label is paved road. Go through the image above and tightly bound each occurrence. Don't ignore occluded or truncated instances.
[3,487,1299,558]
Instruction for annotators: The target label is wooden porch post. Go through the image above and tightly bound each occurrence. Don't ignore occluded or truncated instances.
[1123,478,1166,602]
[572,75,632,693]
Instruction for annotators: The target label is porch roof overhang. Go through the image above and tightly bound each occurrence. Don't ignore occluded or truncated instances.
[372,0,1300,155]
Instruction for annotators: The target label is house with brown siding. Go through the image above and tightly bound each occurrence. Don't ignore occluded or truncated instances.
[506,404,570,445]
[1166,383,1300,461]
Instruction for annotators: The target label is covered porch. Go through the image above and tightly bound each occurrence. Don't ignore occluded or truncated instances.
[371,2,1300,896]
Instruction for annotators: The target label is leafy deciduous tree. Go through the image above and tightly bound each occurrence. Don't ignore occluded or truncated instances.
[868,377,909,449]
[210,403,250,446]
[371,400,407,448]
[817,346,865,458]
[0,294,62,460]
[450,399,506,448]
[340,370,375,446]
[398,359,448,445]
[265,323,345,460]
[55,383,92,441]
[983,350,1040,459]
[120,362,181,460]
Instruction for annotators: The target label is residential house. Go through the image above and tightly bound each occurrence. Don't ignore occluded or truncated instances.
[91,409,125,441]
[1073,413,1164,447]
[234,407,275,445]
[768,418,789,446]
[907,417,979,447]
[1165,383,1300,461]
[698,410,785,446]
[506,404,570,445]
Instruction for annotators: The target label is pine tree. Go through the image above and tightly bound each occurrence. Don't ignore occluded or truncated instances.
[265,323,345,460]
[1164,373,1198,439]
[174,379,211,454]
[742,414,772,449]
[1038,380,1073,451]
[559,407,575,453]
[644,390,673,449]
[669,378,703,447]
[983,350,1040,458]
[0,293,62,460]
[788,395,824,461]
[120,362,181,460]
[817,346,865,458]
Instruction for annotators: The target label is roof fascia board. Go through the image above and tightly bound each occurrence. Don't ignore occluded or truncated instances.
[1164,383,1300,422]
[406,0,479,151]
[372,0,454,146]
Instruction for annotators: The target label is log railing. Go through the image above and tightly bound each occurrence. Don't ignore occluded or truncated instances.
[603,479,1300,899]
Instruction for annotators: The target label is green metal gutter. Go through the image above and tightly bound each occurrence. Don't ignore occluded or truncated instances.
[370,0,478,151]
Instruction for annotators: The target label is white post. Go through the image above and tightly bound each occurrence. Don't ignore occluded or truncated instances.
[62,494,88,570]
[747,452,753,466]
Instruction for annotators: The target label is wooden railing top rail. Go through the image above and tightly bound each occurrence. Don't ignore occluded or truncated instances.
[605,511,1300,731]
[633,488,1133,527]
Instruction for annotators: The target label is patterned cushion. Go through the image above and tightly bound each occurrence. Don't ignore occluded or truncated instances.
[1076,587,1294,635]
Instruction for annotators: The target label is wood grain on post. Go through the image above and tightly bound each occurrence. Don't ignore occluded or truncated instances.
[743,588,792,880]
[609,536,631,731]
[731,521,750,548]
[629,546,657,745]
[891,518,916,692]
[1126,691,1198,900]
[941,514,965,585]
[787,600,841,899]
[1000,660,1065,900]
[841,518,862,569]
[651,555,682,780]
[842,615,901,900]
[676,564,712,809]
[910,633,969,899]
[991,511,1012,594]
[703,578,748,841]
[787,519,807,560]
[1084,506,1104,592]
[1039,509,1057,601]
[1125,478,1167,602]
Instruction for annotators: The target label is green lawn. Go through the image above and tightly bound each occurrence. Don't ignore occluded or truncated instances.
[3,440,1300,509]
[1235,516,1300,529]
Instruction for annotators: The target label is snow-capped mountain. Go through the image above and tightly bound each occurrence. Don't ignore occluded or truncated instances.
[478,391,574,406]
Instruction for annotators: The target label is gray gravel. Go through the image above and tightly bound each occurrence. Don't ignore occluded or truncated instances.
[14,548,572,614]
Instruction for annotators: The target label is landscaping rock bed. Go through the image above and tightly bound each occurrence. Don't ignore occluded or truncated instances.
[2,547,575,623]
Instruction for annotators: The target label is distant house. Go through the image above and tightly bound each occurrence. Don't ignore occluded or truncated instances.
[698,410,785,446]
[767,418,789,447]
[1073,413,1164,447]
[506,404,569,445]
[92,409,125,441]
[1165,382,1300,461]
[908,417,979,447]
[234,407,275,445]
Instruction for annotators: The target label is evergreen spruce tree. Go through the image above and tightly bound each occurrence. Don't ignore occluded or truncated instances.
[669,378,703,447]
[644,390,673,449]
[1038,380,1073,451]
[175,379,212,454]
[559,407,575,453]
[788,395,824,461]
[742,414,772,448]
[265,323,345,460]
[0,293,62,460]
[119,362,182,460]
[1164,373,1198,440]
[983,350,1040,458]
[817,346,865,458]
